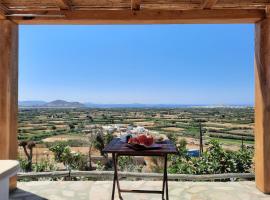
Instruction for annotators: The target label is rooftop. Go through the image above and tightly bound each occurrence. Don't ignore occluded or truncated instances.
[10,181,270,200]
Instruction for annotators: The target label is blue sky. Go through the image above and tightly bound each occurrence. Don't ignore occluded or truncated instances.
[19,24,254,105]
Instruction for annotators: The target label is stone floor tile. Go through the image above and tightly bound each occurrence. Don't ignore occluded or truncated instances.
[9,181,270,200]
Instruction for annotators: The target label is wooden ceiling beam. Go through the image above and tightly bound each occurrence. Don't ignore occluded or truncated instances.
[0,2,9,19]
[131,0,141,11]
[10,9,265,25]
[0,11,5,19]
[55,0,72,10]
[200,0,218,9]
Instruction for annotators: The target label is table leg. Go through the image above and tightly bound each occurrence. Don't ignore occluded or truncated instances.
[115,155,123,200]
[165,154,169,200]
[111,153,170,200]
[111,153,116,200]
[162,154,167,200]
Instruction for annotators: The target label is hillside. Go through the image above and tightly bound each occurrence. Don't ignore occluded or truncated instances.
[19,100,85,108]
[19,101,47,107]
[44,100,85,108]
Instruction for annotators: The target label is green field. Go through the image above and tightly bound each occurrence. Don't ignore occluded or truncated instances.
[18,107,254,150]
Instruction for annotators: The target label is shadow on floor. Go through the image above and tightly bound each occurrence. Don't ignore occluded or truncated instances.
[10,188,48,200]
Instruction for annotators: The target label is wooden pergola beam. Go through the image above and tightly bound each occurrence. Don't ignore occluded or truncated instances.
[55,0,72,10]
[131,0,141,11]
[10,9,265,25]
[0,2,9,19]
[200,0,218,9]
[0,11,5,19]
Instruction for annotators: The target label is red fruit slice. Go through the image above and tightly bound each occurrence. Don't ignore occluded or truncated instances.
[133,137,139,144]
[147,136,154,145]
[144,136,154,146]
[137,134,147,145]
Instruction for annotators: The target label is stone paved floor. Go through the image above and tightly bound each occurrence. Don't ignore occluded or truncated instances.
[10,181,270,200]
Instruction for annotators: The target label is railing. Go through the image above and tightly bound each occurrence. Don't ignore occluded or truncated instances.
[18,171,254,181]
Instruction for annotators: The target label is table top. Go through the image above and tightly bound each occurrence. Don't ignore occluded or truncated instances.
[103,138,178,156]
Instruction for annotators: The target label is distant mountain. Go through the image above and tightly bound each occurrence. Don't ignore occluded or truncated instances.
[19,100,47,107]
[44,100,85,108]
[19,100,252,109]
[84,103,252,108]
[19,100,85,108]
[84,103,150,108]
[84,103,161,108]
[84,103,179,108]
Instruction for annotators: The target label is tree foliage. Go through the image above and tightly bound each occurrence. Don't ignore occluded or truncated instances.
[93,129,114,157]
[49,142,87,170]
[168,139,253,174]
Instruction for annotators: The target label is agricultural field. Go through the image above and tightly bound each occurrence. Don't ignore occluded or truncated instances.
[18,107,254,162]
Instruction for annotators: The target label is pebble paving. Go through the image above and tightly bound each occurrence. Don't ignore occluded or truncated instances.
[10,181,270,200]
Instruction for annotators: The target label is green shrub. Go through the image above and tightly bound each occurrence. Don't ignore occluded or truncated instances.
[94,131,114,156]
[49,142,68,163]
[168,139,253,175]
[33,158,57,172]
[96,161,105,171]
[18,157,29,172]
[94,132,105,156]
[49,142,87,170]
[166,133,177,144]
[118,156,143,172]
